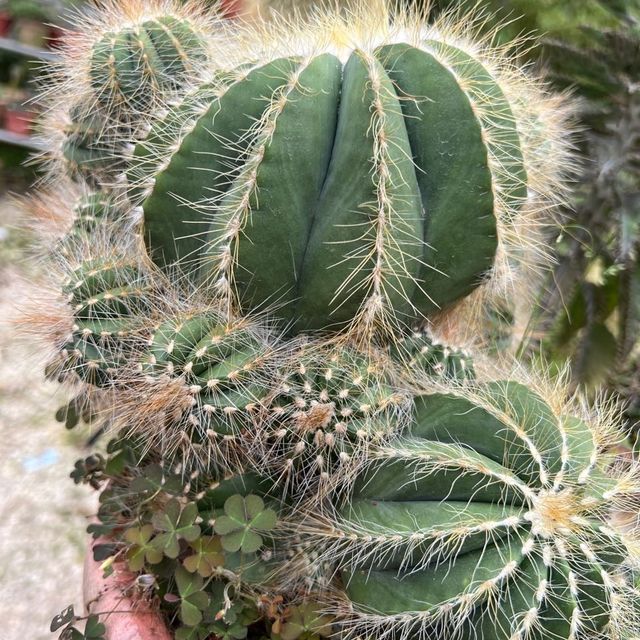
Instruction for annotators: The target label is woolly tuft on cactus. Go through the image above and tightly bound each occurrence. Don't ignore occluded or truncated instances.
[297,371,640,640]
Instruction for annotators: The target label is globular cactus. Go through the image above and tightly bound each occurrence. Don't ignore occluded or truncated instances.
[259,342,410,497]
[87,13,209,113]
[59,108,131,184]
[390,328,475,381]
[127,310,281,465]
[60,257,152,386]
[49,1,214,122]
[298,375,640,640]
[108,2,571,341]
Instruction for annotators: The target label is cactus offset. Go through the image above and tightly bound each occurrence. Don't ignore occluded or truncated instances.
[258,341,410,498]
[127,310,281,466]
[298,374,640,640]
[60,257,153,386]
[390,328,475,381]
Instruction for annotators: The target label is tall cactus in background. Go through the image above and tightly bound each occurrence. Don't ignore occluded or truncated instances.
[20,2,640,640]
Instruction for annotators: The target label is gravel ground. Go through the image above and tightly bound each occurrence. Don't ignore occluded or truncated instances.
[0,195,98,640]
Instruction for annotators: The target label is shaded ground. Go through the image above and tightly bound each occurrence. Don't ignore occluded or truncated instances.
[0,195,97,640]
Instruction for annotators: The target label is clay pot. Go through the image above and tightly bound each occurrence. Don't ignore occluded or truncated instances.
[4,106,37,136]
[83,536,172,640]
[0,12,13,37]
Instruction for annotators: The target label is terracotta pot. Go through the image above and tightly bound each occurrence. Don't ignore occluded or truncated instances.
[0,12,13,37]
[84,536,172,640]
[4,107,37,136]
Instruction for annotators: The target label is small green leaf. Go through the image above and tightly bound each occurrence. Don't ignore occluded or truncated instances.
[124,525,163,571]
[214,495,277,554]
[174,567,210,627]
[152,499,201,559]
[221,529,262,554]
[211,621,249,640]
[183,536,225,577]
[50,605,75,632]
[84,615,107,639]
[280,604,333,640]
[181,600,204,627]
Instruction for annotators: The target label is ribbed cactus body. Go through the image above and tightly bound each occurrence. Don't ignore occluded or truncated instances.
[391,329,475,381]
[68,193,122,239]
[135,38,528,334]
[62,259,151,385]
[61,109,129,183]
[138,312,277,454]
[302,381,635,639]
[260,343,409,494]
[89,16,207,111]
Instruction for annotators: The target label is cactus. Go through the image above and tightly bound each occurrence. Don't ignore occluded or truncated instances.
[48,1,214,123]
[298,376,640,639]
[258,341,410,497]
[128,310,280,466]
[37,1,571,341]
[26,3,640,640]
[390,329,475,381]
[130,21,567,339]
[60,108,131,183]
[59,257,153,386]
[87,13,209,113]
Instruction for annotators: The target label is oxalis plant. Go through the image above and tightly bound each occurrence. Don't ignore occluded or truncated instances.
[18,0,640,639]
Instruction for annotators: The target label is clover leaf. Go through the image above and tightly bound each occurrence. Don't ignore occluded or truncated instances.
[174,566,211,627]
[151,499,201,559]
[124,525,163,571]
[82,615,107,639]
[54,611,105,640]
[130,464,184,497]
[183,536,225,577]
[279,604,333,640]
[51,605,76,632]
[175,625,213,640]
[214,495,277,553]
[210,621,249,640]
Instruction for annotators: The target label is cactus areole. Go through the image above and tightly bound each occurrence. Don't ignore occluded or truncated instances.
[134,39,527,334]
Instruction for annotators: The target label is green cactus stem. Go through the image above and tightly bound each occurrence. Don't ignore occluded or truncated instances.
[61,258,152,386]
[299,379,640,639]
[390,329,475,381]
[60,108,130,184]
[130,311,279,465]
[127,10,566,339]
[88,13,208,113]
